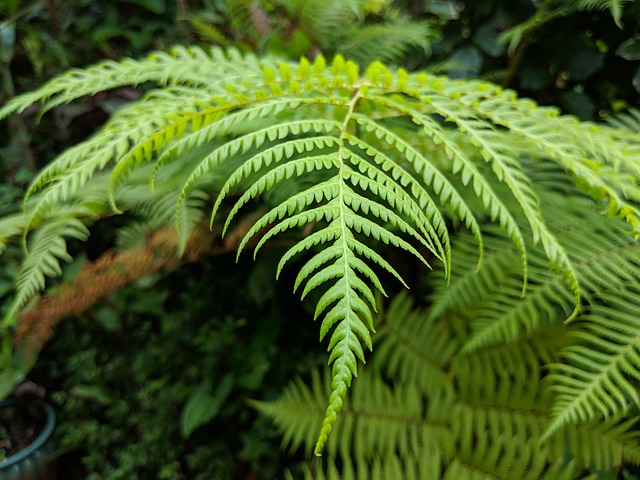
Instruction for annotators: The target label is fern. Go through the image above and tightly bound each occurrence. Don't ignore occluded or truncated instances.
[606,108,640,132]
[546,288,640,437]
[257,189,640,476]
[500,0,632,54]
[0,213,26,255]
[559,0,632,27]
[257,291,640,477]
[253,0,439,64]
[3,212,91,327]
[1,47,640,453]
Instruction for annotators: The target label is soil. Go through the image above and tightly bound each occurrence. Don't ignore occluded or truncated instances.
[0,402,47,461]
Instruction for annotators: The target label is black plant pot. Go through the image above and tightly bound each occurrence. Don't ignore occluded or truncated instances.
[0,400,57,480]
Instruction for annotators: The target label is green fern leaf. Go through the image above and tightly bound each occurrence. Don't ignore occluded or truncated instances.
[0,46,263,121]
[4,48,640,454]
[473,91,640,232]
[0,213,26,256]
[211,133,340,222]
[425,231,521,326]
[606,108,640,132]
[544,289,640,440]
[368,94,527,277]
[560,0,632,27]
[175,116,341,231]
[2,215,91,327]
[343,133,450,272]
[352,112,483,270]
[458,201,640,352]
[427,94,580,310]
[375,292,456,396]
[223,155,337,237]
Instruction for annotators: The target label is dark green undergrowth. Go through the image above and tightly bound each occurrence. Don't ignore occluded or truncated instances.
[32,251,328,479]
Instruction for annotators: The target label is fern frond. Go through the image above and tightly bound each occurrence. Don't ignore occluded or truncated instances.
[175,112,343,220]
[222,156,333,237]
[370,97,526,273]
[211,132,341,223]
[499,0,630,55]
[461,256,572,353]
[0,46,262,120]
[545,288,640,439]
[251,370,327,453]
[425,231,521,325]
[5,48,640,453]
[289,454,442,480]
[343,133,450,271]
[345,168,440,254]
[261,290,640,478]
[292,456,581,480]
[23,89,223,226]
[374,292,456,397]
[606,108,640,132]
[2,213,91,327]
[0,213,26,255]
[306,223,415,455]
[295,0,361,48]
[427,93,580,308]
[441,457,581,480]
[470,91,640,231]
[568,417,640,470]
[352,112,481,270]
[340,21,438,65]
[429,173,640,353]
[558,0,632,27]
[255,367,449,462]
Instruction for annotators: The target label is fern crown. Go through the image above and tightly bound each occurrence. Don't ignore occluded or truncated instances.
[1,46,639,453]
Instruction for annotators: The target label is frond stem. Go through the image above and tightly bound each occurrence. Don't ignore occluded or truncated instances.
[314,86,363,456]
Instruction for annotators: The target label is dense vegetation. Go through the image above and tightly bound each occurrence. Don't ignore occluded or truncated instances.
[1,0,639,478]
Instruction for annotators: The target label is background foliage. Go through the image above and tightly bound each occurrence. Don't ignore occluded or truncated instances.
[36,253,323,479]
[0,0,639,479]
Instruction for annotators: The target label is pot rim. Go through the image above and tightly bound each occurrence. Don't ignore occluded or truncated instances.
[0,399,56,468]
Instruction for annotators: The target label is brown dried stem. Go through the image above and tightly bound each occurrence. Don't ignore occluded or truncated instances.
[14,218,283,364]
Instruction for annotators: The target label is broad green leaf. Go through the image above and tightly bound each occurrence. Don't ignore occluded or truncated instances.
[180,375,234,438]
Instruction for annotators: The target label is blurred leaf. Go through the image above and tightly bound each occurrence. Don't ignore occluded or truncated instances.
[424,0,461,19]
[0,0,22,17]
[186,16,229,45]
[12,168,33,184]
[237,357,270,390]
[617,35,640,60]
[0,24,15,63]
[561,48,604,81]
[561,88,596,120]
[95,306,122,332]
[247,252,280,307]
[0,369,24,399]
[22,30,45,77]
[71,384,117,405]
[597,469,620,480]
[127,287,167,316]
[447,45,483,78]
[633,66,640,93]
[361,0,391,15]
[518,62,553,90]
[119,0,166,14]
[267,30,311,59]
[62,254,87,282]
[180,374,234,438]
[0,279,15,298]
[473,18,505,57]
